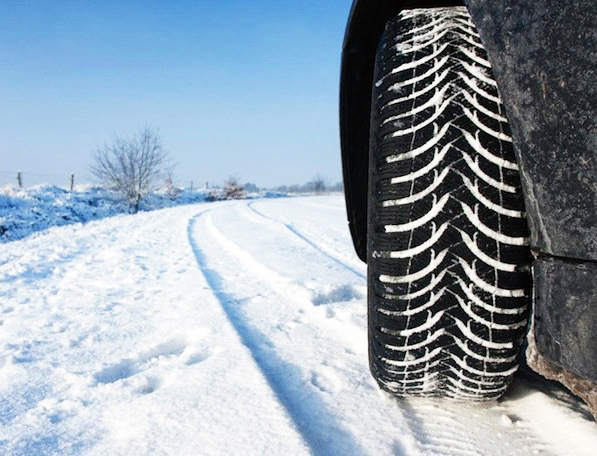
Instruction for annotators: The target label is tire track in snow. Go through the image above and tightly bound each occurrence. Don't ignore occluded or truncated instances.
[202,204,366,354]
[187,210,367,456]
[246,201,366,280]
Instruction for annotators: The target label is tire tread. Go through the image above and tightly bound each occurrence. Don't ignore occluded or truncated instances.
[368,7,531,400]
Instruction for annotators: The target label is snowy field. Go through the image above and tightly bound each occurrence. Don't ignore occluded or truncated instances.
[1,195,596,455]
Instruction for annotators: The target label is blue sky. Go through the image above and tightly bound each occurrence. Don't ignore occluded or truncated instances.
[0,0,353,188]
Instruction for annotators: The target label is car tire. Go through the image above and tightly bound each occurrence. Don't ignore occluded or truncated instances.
[367,6,531,400]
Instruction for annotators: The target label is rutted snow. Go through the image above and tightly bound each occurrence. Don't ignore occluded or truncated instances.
[0,195,596,455]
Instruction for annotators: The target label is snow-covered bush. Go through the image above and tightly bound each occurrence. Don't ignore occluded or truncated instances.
[91,127,172,212]
[223,176,246,200]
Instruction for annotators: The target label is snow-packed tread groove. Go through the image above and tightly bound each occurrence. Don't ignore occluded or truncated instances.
[367,7,531,400]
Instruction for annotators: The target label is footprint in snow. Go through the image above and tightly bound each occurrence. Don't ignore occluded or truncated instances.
[94,358,138,384]
[310,366,343,394]
[136,375,162,395]
[180,346,211,366]
[93,335,212,390]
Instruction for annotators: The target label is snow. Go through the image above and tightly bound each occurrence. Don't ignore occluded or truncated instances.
[1,194,596,455]
[0,184,211,244]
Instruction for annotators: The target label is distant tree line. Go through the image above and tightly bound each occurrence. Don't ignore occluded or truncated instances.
[267,177,343,194]
[229,177,343,195]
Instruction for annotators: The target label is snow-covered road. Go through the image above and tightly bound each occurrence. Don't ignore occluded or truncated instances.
[1,196,596,455]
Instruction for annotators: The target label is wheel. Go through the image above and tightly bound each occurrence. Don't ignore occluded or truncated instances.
[367,7,531,400]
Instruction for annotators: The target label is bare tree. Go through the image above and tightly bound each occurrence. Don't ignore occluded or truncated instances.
[309,175,327,194]
[91,127,170,212]
[223,176,246,200]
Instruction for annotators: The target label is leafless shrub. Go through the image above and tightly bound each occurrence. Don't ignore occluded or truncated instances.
[91,127,170,212]
[223,176,246,200]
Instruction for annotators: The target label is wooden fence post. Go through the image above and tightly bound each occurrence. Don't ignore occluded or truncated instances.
[17,171,22,188]
[70,174,75,191]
